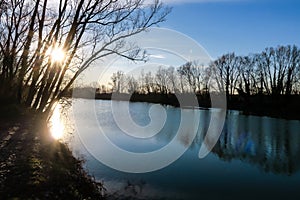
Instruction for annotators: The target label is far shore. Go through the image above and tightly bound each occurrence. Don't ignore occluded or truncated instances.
[70,90,300,120]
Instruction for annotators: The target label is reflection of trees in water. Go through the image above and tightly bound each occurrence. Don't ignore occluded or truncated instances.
[157,108,210,150]
[151,107,300,175]
[210,112,300,175]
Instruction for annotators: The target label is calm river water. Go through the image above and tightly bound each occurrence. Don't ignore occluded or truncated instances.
[58,99,300,200]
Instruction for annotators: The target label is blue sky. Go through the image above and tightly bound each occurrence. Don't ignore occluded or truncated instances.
[160,0,300,58]
[92,0,300,85]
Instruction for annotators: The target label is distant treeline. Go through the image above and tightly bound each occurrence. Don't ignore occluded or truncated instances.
[69,90,300,119]
[72,45,300,119]
[103,45,300,97]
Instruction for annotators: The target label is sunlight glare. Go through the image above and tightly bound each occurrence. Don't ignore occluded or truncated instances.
[50,104,64,140]
[49,45,65,63]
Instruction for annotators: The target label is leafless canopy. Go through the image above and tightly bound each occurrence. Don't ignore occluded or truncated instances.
[0,0,170,114]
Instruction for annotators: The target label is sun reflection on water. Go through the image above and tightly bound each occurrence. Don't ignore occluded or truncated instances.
[50,104,64,140]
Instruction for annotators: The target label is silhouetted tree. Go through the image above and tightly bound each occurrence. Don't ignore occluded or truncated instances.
[110,71,126,93]
[256,46,300,96]
[105,45,300,101]
[236,55,256,96]
[155,66,169,94]
[211,53,240,98]
[283,45,300,96]
[127,75,138,93]
[144,71,154,93]
[177,62,196,92]
[166,66,179,93]
[0,0,170,115]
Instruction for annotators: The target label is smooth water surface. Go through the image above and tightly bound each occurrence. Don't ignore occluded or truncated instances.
[61,100,300,200]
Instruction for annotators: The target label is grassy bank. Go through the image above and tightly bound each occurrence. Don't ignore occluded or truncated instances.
[0,104,105,199]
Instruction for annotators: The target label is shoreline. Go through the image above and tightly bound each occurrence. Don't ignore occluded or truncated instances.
[0,106,105,199]
[86,92,300,120]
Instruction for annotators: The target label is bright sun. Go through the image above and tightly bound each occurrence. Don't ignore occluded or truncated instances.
[49,46,65,63]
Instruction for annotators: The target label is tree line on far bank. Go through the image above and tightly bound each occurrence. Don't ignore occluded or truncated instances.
[100,45,300,99]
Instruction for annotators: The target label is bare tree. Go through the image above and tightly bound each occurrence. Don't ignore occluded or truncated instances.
[177,62,196,93]
[127,75,138,93]
[110,71,126,93]
[236,55,257,96]
[138,69,145,94]
[0,0,170,115]
[256,46,300,96]
[166,66,178,93]
[211,53,240,97]
[144,71,154,93]
[0,0,31,99]
[106,45,300,101]
[284,45,300,96]
[155,66,169,94]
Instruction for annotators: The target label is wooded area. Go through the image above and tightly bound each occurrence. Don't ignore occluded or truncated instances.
[0,0,169,116]
[106,45,300,97]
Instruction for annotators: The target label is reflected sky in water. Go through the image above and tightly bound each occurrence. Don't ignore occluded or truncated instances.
[62,100,300,200]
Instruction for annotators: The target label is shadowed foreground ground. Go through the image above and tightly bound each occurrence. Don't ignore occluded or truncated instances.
[0,105,104,199]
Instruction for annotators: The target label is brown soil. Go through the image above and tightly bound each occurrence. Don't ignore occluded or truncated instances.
[0,108,105,199]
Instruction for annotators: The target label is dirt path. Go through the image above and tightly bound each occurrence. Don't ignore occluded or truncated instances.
[0,115,104,199]
[0,123,22,191]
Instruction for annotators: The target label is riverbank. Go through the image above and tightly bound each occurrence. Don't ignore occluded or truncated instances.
[91,92,300,120]
[0,104,104,199]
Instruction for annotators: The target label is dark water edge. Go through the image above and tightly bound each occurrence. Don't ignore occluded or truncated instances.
[73,92,300,120]
[0,106,104,199]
